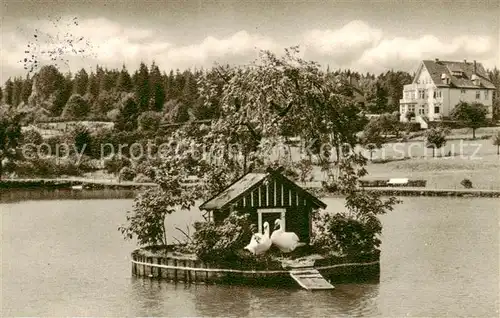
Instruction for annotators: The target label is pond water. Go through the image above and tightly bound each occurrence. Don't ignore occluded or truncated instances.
[1,192,499,317]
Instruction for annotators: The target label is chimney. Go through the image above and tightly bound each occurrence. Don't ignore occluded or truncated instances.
[473,60,477,74]
[464,59,467,64]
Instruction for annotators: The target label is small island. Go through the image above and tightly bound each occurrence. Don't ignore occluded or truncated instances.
[129,167,382,289]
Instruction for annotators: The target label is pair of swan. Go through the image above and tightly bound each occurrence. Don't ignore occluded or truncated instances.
[244,219,304,255]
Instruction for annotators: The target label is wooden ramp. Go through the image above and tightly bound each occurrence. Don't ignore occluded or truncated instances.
[289,268,335,290]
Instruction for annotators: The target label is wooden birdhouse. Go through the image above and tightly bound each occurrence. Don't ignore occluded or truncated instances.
[199,167,327,243]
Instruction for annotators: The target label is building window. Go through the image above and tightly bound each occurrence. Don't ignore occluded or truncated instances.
[485,90,489,99]
[418,89,426,99]
[434,106,440,113]
[476,90,480,99]
[461,89,466,94]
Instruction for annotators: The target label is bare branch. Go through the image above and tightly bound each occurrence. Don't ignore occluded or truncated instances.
[172,236,183,245]
[175,226,193,242]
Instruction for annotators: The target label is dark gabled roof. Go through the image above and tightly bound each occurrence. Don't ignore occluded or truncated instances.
[199,172,268,211]
[199,168,327,211]
[422,60,496,89]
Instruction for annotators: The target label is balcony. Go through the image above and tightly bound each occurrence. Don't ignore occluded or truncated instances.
[400,97,421,104]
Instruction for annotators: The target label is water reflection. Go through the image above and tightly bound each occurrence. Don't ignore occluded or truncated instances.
[1,194,499,317]
[128,278,198,316]
[126,278,381,317]
[194,284,254,317]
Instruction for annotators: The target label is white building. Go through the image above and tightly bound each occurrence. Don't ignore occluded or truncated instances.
[399,59,495,128]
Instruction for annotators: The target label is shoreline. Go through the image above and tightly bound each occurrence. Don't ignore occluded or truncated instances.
[1,178,499,198]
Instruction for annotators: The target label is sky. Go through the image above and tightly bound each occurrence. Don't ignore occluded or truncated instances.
[1,0,499,83]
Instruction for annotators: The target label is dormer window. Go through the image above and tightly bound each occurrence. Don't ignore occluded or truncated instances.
[471,74,480,86]
[441,73,450,85]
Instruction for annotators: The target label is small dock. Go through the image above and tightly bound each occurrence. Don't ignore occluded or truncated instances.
[289,267,335,290]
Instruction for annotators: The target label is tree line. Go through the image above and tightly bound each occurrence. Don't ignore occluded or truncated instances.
[2,62,498,131]
[0,63,416,127]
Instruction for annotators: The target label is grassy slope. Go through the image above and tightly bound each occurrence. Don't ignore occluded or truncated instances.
[364,128,500,190]
[285,127,500,190]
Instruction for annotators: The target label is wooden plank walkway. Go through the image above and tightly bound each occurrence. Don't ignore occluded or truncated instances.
[289,267,335,290]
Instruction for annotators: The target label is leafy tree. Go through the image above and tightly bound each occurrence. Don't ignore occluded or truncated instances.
[382,113,401,136]
[86,71,99,99]
[384,71,412,112]
[21,76,33,105]
[134,62,150,112]
[451,101,489,139]
[372,82,388,113]
[164,70,176,100]
[0,111,23,179]
[12,77,23,107]
[163,100,190,123]
[137,111,162,131]
[149,62,165,111]
[118,151,199,246]
[116,95,139,131]
[91,92,118,116]
[0,86,3,103]
[116,65,133,92]
[488,68,500,120]
[173,69,186,100]
[62,94,90,119]
[313,153,400,256]
[46,72,73,116]
[73,68,89,96]
[425,126,449,157]
[99,69,118,92]
[32,65,64,102]
[191,69,221,120]
[197,48,399,253]
[71,124,92,156]
[361,122,384,160]
[492,131,500,155]
[94,65,105,95]
[4,79,14,106]
[182,71,198,107]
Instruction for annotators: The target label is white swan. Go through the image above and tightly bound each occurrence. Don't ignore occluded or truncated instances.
[244,222,272,255]
[270,218,306,253]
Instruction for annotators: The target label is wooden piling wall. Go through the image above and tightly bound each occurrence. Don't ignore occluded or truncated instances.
[130,252,380,287]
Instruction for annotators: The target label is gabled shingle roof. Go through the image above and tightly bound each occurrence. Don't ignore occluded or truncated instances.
[422,60,495,89]
[199,172,268,211]
[199,169,327,211]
